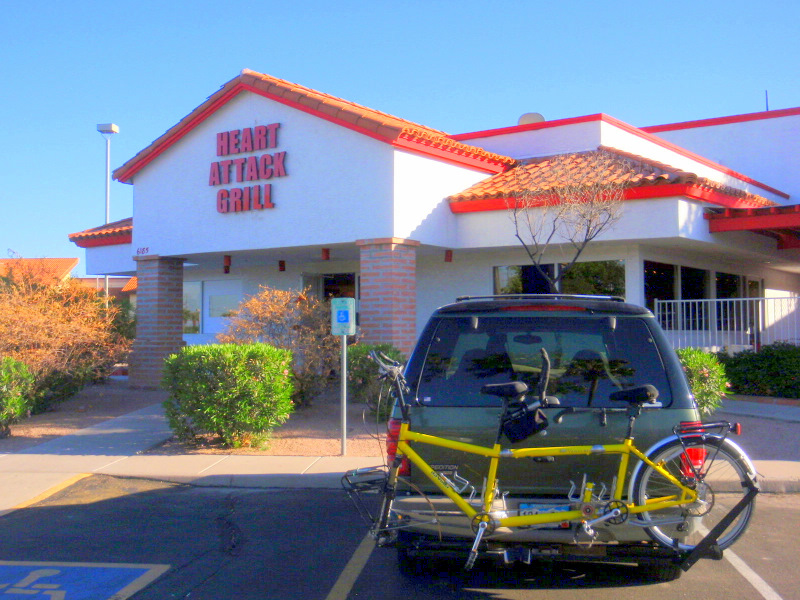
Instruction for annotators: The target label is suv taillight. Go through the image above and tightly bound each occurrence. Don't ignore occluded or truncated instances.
[386,418,411,476]
[679,421,707,476]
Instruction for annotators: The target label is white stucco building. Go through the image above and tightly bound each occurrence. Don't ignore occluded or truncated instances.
[70,70,800,387]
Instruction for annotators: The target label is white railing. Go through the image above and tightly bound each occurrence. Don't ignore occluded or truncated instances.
[654,297,800,352]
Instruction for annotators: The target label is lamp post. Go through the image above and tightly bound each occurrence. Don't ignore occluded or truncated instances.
[96,123,119,306]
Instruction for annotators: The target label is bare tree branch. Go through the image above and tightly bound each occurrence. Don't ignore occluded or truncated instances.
[507,149,627,293]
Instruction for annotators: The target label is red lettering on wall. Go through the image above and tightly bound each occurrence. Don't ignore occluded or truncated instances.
[254,126,267,150]
[250,184,261,209]
[211,125,282,213]
[242,186,251,211]
[217,132,228,156]
[266,123,280,148]
[258,154,273,179]
[233,157,247,182]
[239,128,253,153]
[244,156,259,181]
[209,162,220,186]
[229,188,243,212]
[272,151,287,177]
[263,184,274,208]
[229,129,240,154]
[217,189,229,212]
[219,160,232,184]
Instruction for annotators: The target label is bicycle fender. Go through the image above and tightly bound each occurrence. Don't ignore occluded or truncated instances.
[626,434,757,501]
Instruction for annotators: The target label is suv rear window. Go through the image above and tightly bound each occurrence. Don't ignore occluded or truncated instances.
[413,315,672,408]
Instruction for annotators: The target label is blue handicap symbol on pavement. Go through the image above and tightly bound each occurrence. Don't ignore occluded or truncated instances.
[0,562,169,600]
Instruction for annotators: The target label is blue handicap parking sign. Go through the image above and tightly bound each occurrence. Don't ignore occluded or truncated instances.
[337,309,349,323]
[0,561,169,600]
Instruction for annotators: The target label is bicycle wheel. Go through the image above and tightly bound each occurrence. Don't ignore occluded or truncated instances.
[633,437,756,552]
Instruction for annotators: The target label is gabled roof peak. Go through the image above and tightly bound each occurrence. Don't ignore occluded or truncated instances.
[114,70,514,183]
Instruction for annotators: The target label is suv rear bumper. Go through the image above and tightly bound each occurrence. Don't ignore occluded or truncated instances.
[393,530,682,568]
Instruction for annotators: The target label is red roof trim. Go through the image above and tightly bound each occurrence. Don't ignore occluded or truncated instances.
[115,72,512,183]
[391,136,506,174]
[71,233,132,248]
[449,183,767,214]
[451,114,605,141]
[115,85,244,183]
[705,205,800,232]
[454,113,789,200]
[643,106,800,134]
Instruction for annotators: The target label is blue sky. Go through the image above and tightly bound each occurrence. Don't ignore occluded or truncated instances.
[3,0,799,277]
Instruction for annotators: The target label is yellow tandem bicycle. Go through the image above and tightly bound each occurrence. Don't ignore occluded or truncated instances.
[344,351,758,574]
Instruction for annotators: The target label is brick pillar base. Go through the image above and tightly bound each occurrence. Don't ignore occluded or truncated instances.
[356,238,419,357]
[129,256,184,389]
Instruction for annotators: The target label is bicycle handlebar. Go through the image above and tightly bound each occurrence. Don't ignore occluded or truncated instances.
[369,351,410,419]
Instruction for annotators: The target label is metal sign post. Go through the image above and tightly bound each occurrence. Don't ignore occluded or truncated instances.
[331,298,357,455]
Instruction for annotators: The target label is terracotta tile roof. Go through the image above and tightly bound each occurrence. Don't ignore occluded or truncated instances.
[0,257,79,282]
[120,276,137,293]
[68,217,133,248]
[448,147,774,211]
[114,69,514,183]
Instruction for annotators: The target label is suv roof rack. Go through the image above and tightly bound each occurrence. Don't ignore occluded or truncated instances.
[455,294,626,303]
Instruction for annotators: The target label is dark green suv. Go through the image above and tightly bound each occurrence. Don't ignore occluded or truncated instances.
[387,295,701,578]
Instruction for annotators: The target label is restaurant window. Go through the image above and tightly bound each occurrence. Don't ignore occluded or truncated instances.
[560,260,625,297]
[644,261,676,310]
[680,266,710,330]
[183,281,202,333]
[495,261,625,297]
[716,272,742,299]
[494,265,555,294]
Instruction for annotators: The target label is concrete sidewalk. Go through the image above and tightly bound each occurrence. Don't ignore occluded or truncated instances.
[0,398,798,517]
[0,403,381,516]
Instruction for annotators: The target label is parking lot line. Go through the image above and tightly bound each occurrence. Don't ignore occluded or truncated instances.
[723,547,783,600]
[324,533,375,600]
[5,473,91,514]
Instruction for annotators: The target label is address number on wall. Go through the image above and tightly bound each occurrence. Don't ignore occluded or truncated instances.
[136,247,150,255]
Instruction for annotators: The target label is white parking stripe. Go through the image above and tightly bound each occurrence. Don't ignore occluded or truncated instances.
[723,547,784,600]
[699,525,783,600]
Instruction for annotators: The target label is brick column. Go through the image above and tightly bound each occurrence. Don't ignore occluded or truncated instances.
[129,256,184,389]
[356,238,420,357]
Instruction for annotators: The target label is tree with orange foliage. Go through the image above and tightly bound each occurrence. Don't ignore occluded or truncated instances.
[0,258,130,411]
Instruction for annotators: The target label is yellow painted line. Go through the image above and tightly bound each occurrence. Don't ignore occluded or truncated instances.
[325,533,376,600]
[0,473,92,517]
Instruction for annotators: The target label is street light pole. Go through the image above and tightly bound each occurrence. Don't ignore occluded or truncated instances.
[96,123,119,307]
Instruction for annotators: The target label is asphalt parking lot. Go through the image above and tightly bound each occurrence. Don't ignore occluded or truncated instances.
[1,475,798,600]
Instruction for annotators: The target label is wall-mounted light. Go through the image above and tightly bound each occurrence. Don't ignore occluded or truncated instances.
[321,248,330,260]
[278,260,286,272]
[445,250,453,263]
[223,255,232,274]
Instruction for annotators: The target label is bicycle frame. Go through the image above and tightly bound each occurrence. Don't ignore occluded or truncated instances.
[347,352,757,572]
[389,421,699,531]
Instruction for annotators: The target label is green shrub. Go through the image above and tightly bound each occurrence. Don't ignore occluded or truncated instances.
[162,343,294,448]
[217,287,338,408]
[717,342,800,398]
[0,357,35,436]
[675,347,729,414]
[347,343,405,420]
